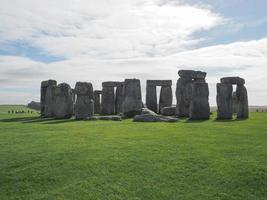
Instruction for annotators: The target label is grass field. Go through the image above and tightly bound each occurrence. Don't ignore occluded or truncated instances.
[0,105,266,200]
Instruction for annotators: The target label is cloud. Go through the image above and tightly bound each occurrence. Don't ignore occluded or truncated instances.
[0,38,267,105]
[0,0,223,59]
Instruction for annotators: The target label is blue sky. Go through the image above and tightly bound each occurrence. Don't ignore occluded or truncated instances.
[0,0,266,105]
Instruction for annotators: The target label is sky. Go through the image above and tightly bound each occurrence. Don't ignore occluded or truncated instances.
[0,0,266,105]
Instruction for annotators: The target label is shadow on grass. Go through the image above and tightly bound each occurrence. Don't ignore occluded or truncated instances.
[185,119,209,123]
[213,118,248,123]
[0,116,63,124]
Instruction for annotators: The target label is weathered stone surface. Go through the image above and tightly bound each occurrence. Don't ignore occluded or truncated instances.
[220,77,245,85]
[232,91,238,113]
[189,82,210,120]
[40,80,57,117]
[54,83,74,119]
[216,83,233,119]
[122,79,143,117]
[178,70,206,79]
[101,86,115,115]
[28,101,41,111]
[161,106,176,116]
[94,90,102,95]
[141,108,158,116]
[44,85,57,117]
[102,81,123,87]
[147,80,172,86]
[115,84,123,114]
[236,85,249,119]
[93,90,101,114]
[74,82,94,119]
[159,86,173,113]
[133,114,178,122]
[176,78,193,117]
[146,85,157,113]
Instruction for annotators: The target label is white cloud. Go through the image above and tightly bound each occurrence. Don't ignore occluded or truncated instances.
[0,0,266,106]
[0,38,267,105]
[0,0,223,58]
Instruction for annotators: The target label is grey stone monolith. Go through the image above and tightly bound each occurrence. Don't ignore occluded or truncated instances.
[101,85,115,115]
[189,82,210,120]
[54,83,74,119]
[74,82,94,119]
[40,79,57,117]
[236,84,249,119]
[232,92,238,113]
[122,79,143,117]
[146,85,157,113]
[216,83,233,119]
[159,85,173,113]
[93,90,102,114]
[115,83,124,114]
[176,77,193,117]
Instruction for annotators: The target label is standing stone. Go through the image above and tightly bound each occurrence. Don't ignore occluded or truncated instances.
[40,80,57,117]
[54,83,74,119]
[122,79,143,117]
[189,82,210,120]
[216,83,233,119]
[176,78,193,117]
[159,85,173,113]
[232,92,238,114]
[236,85,249,119]
[74,82,94,119]
[115,83,124,114]
[101,86,115,115]
[146,85,157,113]
[93,90,102,114]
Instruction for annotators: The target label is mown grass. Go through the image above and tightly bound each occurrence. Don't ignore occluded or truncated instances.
[0,105,266,200]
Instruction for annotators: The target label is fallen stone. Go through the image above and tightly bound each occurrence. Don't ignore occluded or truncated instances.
[161,106,176,116]
[133,114,178,122]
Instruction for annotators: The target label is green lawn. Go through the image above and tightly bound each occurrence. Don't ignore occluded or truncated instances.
[0,105,266,200]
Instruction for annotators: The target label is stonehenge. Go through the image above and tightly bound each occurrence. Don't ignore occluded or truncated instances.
[189,82,210,120]
[101,81,123,115]
[93,90,102,114]
[40,79,57,117]
[216,77,248,119]
[39,70,249,122]
[216,83,233,119]
[176,70,210,119]
[122,79,143,118]
[74,82,94,119]
[146,80,172,113]
[54,83,74,119]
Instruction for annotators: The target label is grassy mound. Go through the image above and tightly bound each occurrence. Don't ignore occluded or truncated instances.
[0,106,266,200]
